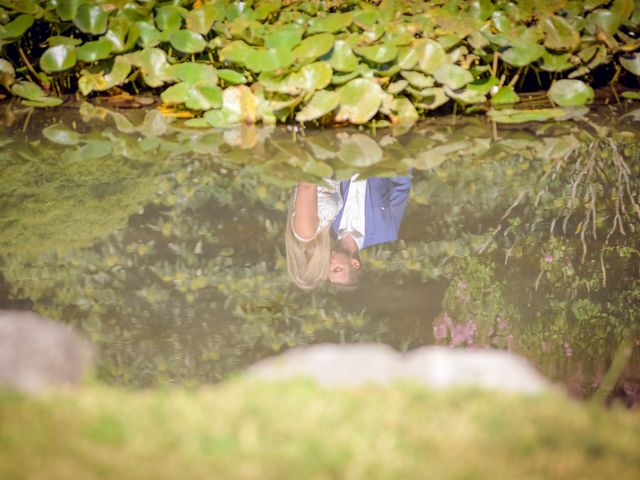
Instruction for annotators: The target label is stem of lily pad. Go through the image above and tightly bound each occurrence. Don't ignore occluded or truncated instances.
[18,46,44,89]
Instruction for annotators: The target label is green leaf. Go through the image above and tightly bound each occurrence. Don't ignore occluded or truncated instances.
[39,45,77,73]
[264,24,304,49]
[329,40,359,72]
[136,21,164,48]
[434,64,473,90]
[397,47,418,70]
[0,13,33,40]
[308,13,352,33]
[166,63,217,86]
[217,69,247,85]
[161,82,222,110]
[585,9,623,36]
[11,80,46,100]
[287,62,332,93]
[156,5,184,32]
[469,0,494,20]
[620,53,640,75]
[186,4,220,34]
[548,79,594,106]
[415,39,447,74]
[48,36,83,47]
[500,44,545,67]
[74,5,109,35]
[56,0,81,21]
[296,90,340,122]
[444,87,486,104]
[400,71,434,89]
[292,33,335,62]
[246,47,295,73]
[78,56,132,95]
[220,41,254,64]
[169,30,206,53]
[354,44,397,64]
[127,48,170,87]
[491,86,520,105]
[387,79,409,94]
[42,124,80,145]
[621,91,640,100]
[21,97,63,107]
[539,51,573,72]
[543,15,580,51]
[336,78,383,124]
[76,39,112,62]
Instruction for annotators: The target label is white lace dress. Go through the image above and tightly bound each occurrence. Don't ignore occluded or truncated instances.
[291,179,343,242]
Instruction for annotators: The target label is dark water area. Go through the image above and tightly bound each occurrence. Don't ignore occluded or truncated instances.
[1,101,639,405]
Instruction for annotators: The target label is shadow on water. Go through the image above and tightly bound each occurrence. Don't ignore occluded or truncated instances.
[0,101,639,405]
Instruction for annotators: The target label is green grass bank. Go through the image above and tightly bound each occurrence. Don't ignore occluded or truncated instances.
[1,379,639,479]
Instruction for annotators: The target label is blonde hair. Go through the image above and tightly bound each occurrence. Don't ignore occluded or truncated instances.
[285,202,331,290]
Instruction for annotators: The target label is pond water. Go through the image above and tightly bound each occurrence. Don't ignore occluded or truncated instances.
[1,101,639,404]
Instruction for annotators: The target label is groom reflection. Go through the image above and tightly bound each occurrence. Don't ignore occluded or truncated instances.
[329,175,411,287]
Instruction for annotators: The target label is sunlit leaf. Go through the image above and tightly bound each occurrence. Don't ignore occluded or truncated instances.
[166,63,217,86]
[620,53,640,75]
[40,45,77,72]
[156,5,184,31]
[169,30,206,53]
[186,4,220,34]
[217,69,247,85]
[500,44,545,67]
[76,39,112,63]
[434,64,473,90]
[548,80,594,106]
[0,13,33,39]
[491,86,520,105]
[488,107,568,123]
[415,39,447,74]
[543,16,580,51]
[264,24,304,49]
[308,13,352,33]
[292,33,334,61]
[11,81,46,100]
[336,78,383,124]
[329,40,359,72]
[354,44,398,64]
[296,90,340,122]
[74,5,109,35]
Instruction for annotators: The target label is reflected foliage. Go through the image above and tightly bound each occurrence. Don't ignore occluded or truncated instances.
[0,103,639,400]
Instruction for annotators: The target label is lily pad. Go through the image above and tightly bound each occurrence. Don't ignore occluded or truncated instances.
[169,30,206,53]
[40,45,77,72]
[220,41,253,64]
[621,91,640,100]
[444,87,486,104]
[287,62,332,93]
[397,47,418,70]
[76,39,112,62]
[389,96,419,124]
[136,21,164,48]
[217,69,247,85]
[413,87,449,110]
[128,48,170,87]
[415,39,447,74]
[246,47,295,73]
[491,86,520,105]
[0,13,33,39]
[585,9,623,36]
[620,53,640,75]
[11,81,46,100]
[400,71,434,89]
[548,79,594,106]
[42,124,80,145]
[222,85,257,124]
[21,97,64,107]
[329,40,359,72]
[539,51,573,72]
[155,5,183,31]
[186,4,220,34]
[296,90,340,122]
[308,13,352,33]
[500,44,545,67]
[434,64,473,90]
[56,0,81,21]
[354,44,398,64]
[388,79,409,94]
[336,78,383,124]
[166,63,217,86]
[467,76,499,95]
[339,134,383,167]
[161,82,222,110]
[543,15,580,51]
[487,108,568,123]
[264,24,304,49]
[74,5,109,35]
[78,56,132,95]
[292,33,334,61]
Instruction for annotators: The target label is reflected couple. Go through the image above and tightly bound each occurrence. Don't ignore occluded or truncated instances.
[286,175,411,290]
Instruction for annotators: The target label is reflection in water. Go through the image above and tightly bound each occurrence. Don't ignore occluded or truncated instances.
[0,103,639,404]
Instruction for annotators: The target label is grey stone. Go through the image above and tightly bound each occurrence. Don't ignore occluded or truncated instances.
[247,343,551,393]
[0,310,95,393]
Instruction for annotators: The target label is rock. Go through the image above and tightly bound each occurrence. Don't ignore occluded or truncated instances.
[247,343,551,393]
[0,310,95,393]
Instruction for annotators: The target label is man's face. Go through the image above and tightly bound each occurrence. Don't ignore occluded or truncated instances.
[329,250,357,285]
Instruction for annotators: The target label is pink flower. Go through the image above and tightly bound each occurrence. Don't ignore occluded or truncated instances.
[544,254,554,263]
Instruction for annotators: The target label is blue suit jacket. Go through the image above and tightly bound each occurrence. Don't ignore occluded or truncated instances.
[331,176,411,249]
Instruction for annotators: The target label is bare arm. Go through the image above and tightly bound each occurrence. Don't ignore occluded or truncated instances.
[292,182,319,240]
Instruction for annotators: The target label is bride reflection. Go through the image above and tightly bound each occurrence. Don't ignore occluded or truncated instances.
[286,175,411,290]
[285,180,343,290]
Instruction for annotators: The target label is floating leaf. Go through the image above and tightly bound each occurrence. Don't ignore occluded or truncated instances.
[400,71,434,89]
[264,24,304,49]
[223,85,257,124]
[621,91,640,100]
[339,134,383,167]
[539,51,573,72]
[136,20,164,48]
[488,108,568,123]
[548,79,594,106]
[0,13,33,39]
[56,0,81,21]
[42,124,80,145]
[246,47,295,73]
[413,87,449,110]
[74,5,109,35]
[217,69,247,85]
[220,41,253,64]
[467,76,499,95]
[76,39,112,62]
[48,36,83,47]
[308,13,352,33]
[491,86,520,105]
[397,47,418,69]
[169,30,206,53]
[11,81,47,100]
[40,45,77,72]
[21,97,63,107]
[500,44,545,67]
[329,40,359,72]
[155,5,183,31]
[166,63,217,86]
[434,64,473,90]
[354,44,398,64]
[296,90,340,122]
[620,53,640,75]
[287,62,332,93]
[186,4,220,34]
[292,33,334,61]
[444,87,486,104]
[161,82,222,110]
[543,16,580,51]
[389,96,418,124]
[415,39,447,74]
[128,48,170,87]
[388,79,409,94]
[585,9,623,36]
[336,78,383,124]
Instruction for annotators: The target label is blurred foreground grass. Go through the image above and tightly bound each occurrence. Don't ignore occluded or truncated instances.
[1,379,639,480]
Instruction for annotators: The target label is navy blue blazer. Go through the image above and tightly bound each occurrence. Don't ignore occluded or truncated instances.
[331,176,411,249]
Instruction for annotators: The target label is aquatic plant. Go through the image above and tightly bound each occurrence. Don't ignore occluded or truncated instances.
[0,0,638,127]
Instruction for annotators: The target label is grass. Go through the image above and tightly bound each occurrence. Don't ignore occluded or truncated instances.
[1,379,639,480]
